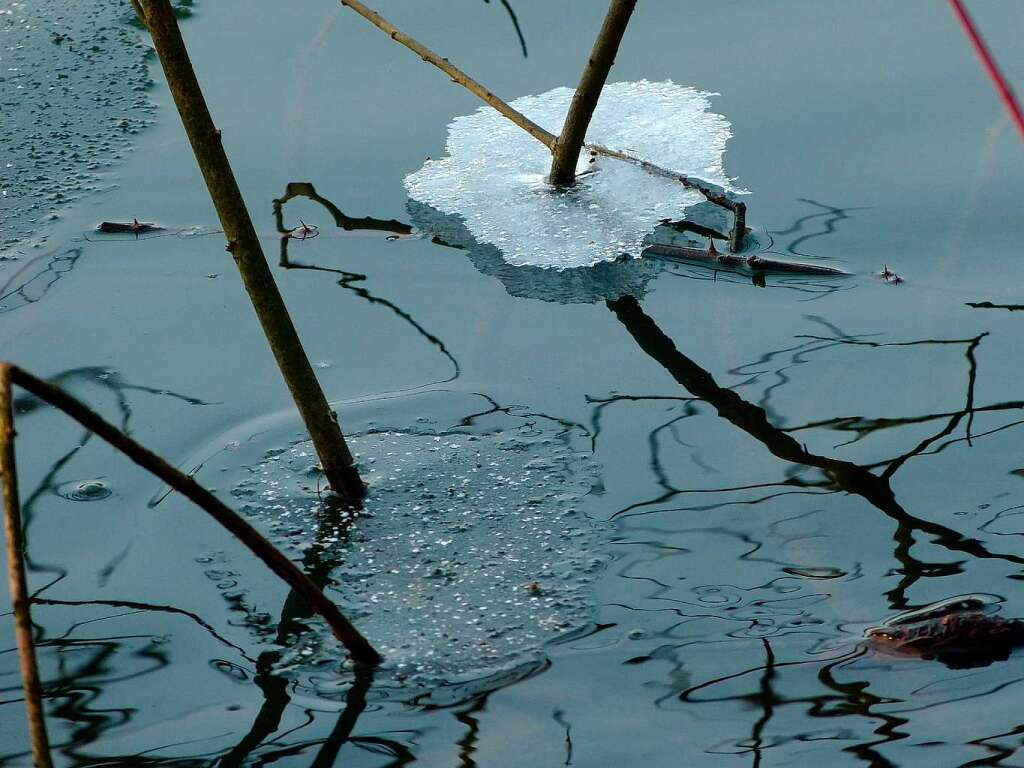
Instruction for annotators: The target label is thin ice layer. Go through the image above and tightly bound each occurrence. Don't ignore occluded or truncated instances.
[404,80,736,269]
[229,422,607,685]
[0,0,161,258]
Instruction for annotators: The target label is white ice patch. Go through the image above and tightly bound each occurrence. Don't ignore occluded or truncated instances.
[223,415,608,687]
[404,80,736,269]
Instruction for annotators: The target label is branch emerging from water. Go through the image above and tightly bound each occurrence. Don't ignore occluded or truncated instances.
[334,0,747,250]
[548,0,637,186]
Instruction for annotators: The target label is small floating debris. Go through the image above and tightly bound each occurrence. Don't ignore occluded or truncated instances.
[864,594,1023,668]
[287,219,320,240]
[877,264,904,285]
[97,219,164,234]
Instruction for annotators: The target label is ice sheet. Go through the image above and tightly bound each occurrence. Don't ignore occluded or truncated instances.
[405,80,737,269]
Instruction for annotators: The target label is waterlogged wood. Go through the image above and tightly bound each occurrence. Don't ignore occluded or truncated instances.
[97,220,164,234]
[548,0,637,186]
[587,145,747,251]
[644,242,848,276]
[134,0,365,499]
[0,366,54,768]
[5,365,381,665]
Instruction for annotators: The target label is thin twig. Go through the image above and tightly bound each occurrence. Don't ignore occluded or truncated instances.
[338,0,556,148]
[1,365,54,768]
[5,364,381,665]
[548,0,637,186]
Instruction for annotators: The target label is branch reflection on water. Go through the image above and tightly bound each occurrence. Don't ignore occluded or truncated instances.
[273,182,460,385]
[605,293,1024,762]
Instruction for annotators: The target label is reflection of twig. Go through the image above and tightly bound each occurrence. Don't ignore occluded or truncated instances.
[486,0,528,58]
[0,248,81,315]
[967,301,1024,312]
[768,199,869,260]
[32,597,253,661]
[553,708,574,765]
[309,665,374,767]
[274,183,460,384]
[606,296,1024,609]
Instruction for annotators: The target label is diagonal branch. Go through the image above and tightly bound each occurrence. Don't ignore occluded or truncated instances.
[4,363,381,665]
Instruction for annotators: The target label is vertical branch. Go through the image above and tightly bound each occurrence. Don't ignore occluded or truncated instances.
[548,0,637,186]
[135,0,365,499]
[1,365,54,768]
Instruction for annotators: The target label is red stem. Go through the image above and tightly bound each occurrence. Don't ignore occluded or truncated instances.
[948,0,1024,139]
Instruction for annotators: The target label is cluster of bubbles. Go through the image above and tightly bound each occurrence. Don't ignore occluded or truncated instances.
[228,419,610,687]
[0,0,183,257]
[405,80,737,270]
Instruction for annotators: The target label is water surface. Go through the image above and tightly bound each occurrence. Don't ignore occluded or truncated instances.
[2,1,1024,765]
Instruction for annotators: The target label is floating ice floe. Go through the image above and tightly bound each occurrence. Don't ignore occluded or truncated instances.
[404,80,739,270]
[217,395,609,690]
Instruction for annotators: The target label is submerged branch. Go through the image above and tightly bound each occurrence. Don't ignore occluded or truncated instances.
[4,364,381,665]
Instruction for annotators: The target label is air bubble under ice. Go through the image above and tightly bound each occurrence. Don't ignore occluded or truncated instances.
[229,420,608,685]
[404,80,737,270]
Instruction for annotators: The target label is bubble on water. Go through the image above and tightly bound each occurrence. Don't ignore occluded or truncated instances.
[405,80,740,270]
[226,418,608,687]
[55,478,113,501]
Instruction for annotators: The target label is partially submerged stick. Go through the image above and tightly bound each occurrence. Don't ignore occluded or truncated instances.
[548,0,637,186]
[335,0,747,250]
[5,364,381,665]
[1,366,53,768]
[134,0,365,499]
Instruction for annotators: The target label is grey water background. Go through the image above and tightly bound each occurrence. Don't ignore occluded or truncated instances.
[2,0,1024,765]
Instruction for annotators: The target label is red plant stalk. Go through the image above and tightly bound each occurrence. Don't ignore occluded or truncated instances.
[948,0,1024,139]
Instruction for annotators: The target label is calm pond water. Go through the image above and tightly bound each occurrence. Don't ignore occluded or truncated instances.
[3,1,1024,765]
